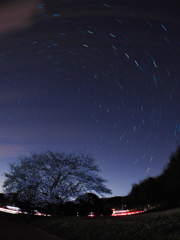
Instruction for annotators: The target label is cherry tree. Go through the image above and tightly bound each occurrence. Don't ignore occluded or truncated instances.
[3,151,111,215]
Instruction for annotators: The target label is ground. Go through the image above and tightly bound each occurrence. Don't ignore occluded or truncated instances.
[0,212,61,240]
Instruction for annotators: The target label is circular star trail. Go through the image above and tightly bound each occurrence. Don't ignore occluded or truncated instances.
[0,0,179,196]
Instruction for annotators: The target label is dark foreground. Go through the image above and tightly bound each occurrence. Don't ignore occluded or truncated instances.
[0,212,60,240]
[1,208,180,240]
[32,208,180,240]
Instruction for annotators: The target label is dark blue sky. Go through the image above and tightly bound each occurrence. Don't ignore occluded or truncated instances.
[0,0,179,196]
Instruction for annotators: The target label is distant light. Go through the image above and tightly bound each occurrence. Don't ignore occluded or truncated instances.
[111,209,143,216]
[36,4,46,9]
[134,61,139,66]
[87,31,94,34]
[125,53,130,59]
[112,45,117,50]
[53,14,60,17]
[6,206,20,211]
[103,4,111,7]
[110,33,116,38]
[161,24,167,31]
[88,212,95,217]
[116,19,122,23]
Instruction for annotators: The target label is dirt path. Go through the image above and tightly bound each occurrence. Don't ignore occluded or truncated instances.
[0,212,61,240]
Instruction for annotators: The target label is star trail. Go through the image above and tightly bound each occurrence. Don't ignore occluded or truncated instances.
[0,0,179,196]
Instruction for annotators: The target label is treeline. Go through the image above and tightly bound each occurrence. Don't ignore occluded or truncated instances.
[58,193,113,216]
[0,192,114,216]
[128,146,180,210]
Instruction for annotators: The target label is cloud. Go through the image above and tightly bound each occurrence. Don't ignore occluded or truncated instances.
[0,0,44,36]
[0,0,178,38]
[46,0,179,25]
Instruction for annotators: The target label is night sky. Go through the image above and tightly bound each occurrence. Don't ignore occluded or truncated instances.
[0,0,179,196]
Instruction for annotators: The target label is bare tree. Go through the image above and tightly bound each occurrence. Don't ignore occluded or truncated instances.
[3,150,111,215]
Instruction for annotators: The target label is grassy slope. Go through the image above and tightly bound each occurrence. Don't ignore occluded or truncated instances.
[32,208,180,240]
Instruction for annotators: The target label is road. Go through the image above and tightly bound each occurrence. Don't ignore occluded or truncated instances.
[0,212,61,240]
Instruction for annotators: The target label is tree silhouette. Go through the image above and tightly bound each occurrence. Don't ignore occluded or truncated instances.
[3,150,111,215]
[128,146,180,209]
[161,146,180,207]
[76,192,103,216]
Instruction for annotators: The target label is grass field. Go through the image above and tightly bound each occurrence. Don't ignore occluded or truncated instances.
[31,208,180,240]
